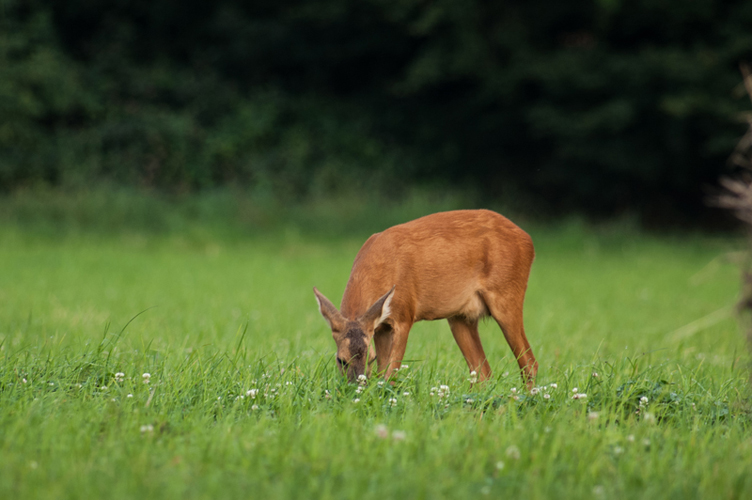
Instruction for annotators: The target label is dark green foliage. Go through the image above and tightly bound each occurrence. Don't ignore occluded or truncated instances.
[2,0,751,222]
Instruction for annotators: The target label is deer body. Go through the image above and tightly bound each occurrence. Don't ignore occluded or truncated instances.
[314,209,537,385]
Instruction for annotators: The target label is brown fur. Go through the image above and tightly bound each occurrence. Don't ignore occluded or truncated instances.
[313,209,538,386]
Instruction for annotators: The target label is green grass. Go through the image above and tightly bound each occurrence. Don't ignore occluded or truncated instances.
[0,195,750,499]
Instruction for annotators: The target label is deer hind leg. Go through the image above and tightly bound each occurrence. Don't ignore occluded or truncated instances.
[483,289,538,387]
[382,321,413,380]
[447,317,492,381]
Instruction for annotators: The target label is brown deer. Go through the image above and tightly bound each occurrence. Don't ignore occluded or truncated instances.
[313,209,537,387]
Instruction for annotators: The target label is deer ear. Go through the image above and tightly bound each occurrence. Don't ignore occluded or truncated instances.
[313,287,346,333]
[361,285,396,330]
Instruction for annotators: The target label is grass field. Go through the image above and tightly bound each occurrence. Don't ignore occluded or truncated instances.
[1,195,751,499]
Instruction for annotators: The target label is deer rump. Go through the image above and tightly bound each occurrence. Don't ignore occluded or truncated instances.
[314,209,538,386]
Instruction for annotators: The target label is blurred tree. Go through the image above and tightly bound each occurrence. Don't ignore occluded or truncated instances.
[1,0,751,223]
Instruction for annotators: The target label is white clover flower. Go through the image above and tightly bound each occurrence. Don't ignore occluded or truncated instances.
[114,372,125,383]
[388,398,398,407]
[324,390,332,400]
[588,412,599,420]
[356,386,364,394]
[357,374,367,386]
[377,380,385,388]
[505,445,521,460]
[613,446,624,455]
[592,372,599,378]
[251,404,259,411]
[642,438,651,447]
[530,387,540,396]
[142,373,151,384]
[639,396,649,407]
[127,394,133,398]
[626,435,635,442]
[403,392,410,397]
[549,383,557,389]
[22,378,27,384]
[468,370,478,384]
[100,386,108,391]
[510,387,517,394]
[495,461,505,470]
[572,387,578,394]
[572,393,587,400]
[353,398,360,404]
[246,389,258,398]
[140,424,154,433]
[375,424,388,439]
[466,398,474,404]
[392,430,406,441]
[543,393,551,400]
[512,395,520,401]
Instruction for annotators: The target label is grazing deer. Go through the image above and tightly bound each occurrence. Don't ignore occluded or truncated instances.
[313,209,537,387]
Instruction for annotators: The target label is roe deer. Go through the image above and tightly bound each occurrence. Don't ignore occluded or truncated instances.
[313,209,537,386]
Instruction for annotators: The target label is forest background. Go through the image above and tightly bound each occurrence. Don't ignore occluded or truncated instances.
[2,0,752,226]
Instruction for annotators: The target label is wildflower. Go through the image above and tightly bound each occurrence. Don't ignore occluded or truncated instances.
[642,438,651,447]
[115,372,125,383]
[588,412,599,420]
[375,424,389,439]
[572,387,578,394]
[549,383,558,389]
[505,445,521,460]
[49,382,54,386]
[142,373,151,384]
[353,398,360,404]
[403,392,410,397]
[377,380,385,388]
[495,461,505,471]
[251,404,259,411]
[430,387,437,396]
[356,386,364,394]
[388,397,398,407]
[613,446,624,455]
[392,430,406,441]
[468,370,478,384]
[543,393,551,400]
[100,386,108,391]
[530,387,540,396]
[22,378,27,384]
[466,398,474,404]
[639,396,649,408]
[140,424,154,433]
[592,372,599,378]
[510,387,517,394]
[626,435,635,442]
[127,394,133,398]
[324,390,332,400]
[357,374,367,386]
[436,384,450,399]
[572,393,587,400]
[246,389,258,398]
[513,395,520,401]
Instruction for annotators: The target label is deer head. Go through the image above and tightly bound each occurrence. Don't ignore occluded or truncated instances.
[313,286,395,382]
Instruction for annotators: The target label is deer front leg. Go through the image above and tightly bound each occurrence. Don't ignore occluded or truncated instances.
[383,322,412,380]
[372,326,393,377]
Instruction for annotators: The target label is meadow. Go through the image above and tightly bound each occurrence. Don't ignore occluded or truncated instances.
[0,193,750,499]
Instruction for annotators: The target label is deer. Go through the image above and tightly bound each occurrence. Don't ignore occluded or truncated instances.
[313,209,538,388]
